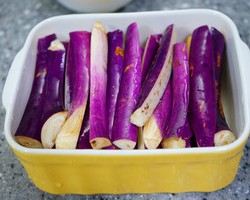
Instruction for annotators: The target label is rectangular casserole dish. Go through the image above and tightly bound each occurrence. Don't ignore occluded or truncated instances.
[2,9,250,194]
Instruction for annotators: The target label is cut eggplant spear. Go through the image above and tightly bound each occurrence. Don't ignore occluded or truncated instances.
[211,27,236,146]
[42,41,70,149]
[130,24,176,127]
[40,40,68,148]
[137,34,162,150]
[161,43,190,149]
[143,79,172,149]
[112,22,142,150]
[161,119,192,148]
[106,29,124,141]
[141,34,162,81]
[41,111,68,149]
[188,26,216,147]
[89,22,112,149]
[55,31,91,149]
[15,34,66,148]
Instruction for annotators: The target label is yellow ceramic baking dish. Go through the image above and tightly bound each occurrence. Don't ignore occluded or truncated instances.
[2,9,250,194]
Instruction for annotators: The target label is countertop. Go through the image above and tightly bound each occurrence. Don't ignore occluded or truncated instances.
[0,0,249,199]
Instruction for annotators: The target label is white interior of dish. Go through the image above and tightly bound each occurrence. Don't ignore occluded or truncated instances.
[3,9,250,155]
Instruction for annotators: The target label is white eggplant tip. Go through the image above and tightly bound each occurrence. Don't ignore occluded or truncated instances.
[113,140,136,150]
[15,136,43,148]
[90,138,112,149]
[130,109,145,127]
[161,137,186,149]
[143,115,163,149]
[144,138,161,149]
[55,107,85,149]
[55,134,78,149]
[93,21,106,33]
[41,111,68,149]
[48,39,65,51]
[214,130,236,146]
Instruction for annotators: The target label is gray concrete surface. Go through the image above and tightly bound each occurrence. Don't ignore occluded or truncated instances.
[0,0,249,199]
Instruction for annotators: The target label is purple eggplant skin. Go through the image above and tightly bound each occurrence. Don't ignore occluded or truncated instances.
[165,43,190,139]
[182,119,193,147]
[130,24,176,127]
[106,29,124,140]
[15,34,66,148]
[41,44,66,122]
[62,42,68,51]
[188,25,216,147]
[162,119,192,148]
[69,31,90,114]
[151,79,172,135]
[141,34,162,81]
[212,27,225,103]
[105,145,117,150]
[182,119,193,141]
[185,139,191,148]
[112,22,142,150]
[65,31,91,113]
[211,27,229,132]
[37,34,57,52]
[77,102,91,149]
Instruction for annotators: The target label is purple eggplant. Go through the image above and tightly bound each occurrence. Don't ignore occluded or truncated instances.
[163,43,190,148]
[162,119,192,148]
[182,120,192,147]
[38,34,57,52]
[76,102,91,149]
[112,22,142,150]
[40,39,68,148]
[182,119,193,142]
[212,27,225,104]
[89,22,112,149]
[141,34,162,80]
[56,31,90,149]
[105,145,117,150]
[188,25,216,147]
[42,41,70,149]
[143,79,172,149]
[106,29,124,140]
[211,27,236,146]
[15,34,67,148]
[130,24,176,127]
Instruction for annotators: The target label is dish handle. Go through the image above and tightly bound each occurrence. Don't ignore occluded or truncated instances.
[2,50,24,119]
[239,41,250,127]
